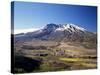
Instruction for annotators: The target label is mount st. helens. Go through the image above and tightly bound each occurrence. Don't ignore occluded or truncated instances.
[15,23,96,48]
[13,23,97,73]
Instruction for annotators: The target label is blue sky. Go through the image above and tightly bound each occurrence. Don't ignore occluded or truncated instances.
[13,1,97,32]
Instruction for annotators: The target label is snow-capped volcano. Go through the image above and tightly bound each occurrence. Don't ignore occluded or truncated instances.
[15,23,86,35]
[15,23,92,42]
[15,23,95,42]
[43,23,85,32]
[14,23,96,44]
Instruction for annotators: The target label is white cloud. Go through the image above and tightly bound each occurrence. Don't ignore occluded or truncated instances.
[14,28,39,34]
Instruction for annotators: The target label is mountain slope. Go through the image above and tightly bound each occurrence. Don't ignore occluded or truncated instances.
[15,23,95,42]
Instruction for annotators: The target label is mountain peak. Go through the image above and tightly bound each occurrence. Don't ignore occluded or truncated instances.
[43,23,86,32]
[44,23,58,30]
[15,23,96,43]
[66,23,85,31]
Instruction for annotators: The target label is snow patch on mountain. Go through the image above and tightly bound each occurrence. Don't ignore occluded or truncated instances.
[44,23,86,32]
